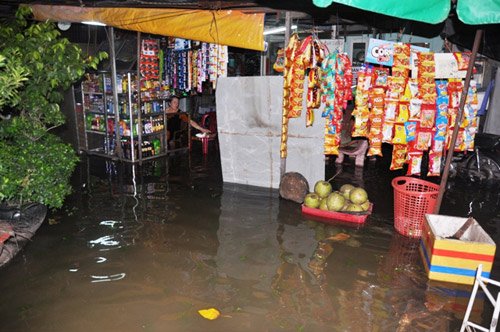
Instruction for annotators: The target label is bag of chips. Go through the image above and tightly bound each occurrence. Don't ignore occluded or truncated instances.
[390,144,408,170]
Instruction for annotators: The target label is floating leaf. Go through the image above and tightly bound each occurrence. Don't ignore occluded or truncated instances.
[324,232,350,241]
[198,308,220,320]
[48,218,59,225]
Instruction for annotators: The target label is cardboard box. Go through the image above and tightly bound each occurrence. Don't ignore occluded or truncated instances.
[420,214,496,285]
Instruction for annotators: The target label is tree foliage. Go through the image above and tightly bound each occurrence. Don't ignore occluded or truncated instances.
[0,7,107,208]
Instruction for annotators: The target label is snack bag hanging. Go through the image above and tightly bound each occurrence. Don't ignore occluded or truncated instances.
[273,48,285,72]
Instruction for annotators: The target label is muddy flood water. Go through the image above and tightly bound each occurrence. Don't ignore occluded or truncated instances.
[1,150,500,331]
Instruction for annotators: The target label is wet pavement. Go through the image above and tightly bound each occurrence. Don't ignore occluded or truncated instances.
[0,148,499,331]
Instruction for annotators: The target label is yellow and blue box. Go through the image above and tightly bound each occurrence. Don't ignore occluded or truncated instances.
[420,214,496,285]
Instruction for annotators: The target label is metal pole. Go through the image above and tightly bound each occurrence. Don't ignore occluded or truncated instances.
[109,26,123,158]
[280,11,292,179]
[434,29,483,213]
[136,31,143,163]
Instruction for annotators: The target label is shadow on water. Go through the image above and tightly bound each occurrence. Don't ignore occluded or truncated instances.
[0,148,498,331]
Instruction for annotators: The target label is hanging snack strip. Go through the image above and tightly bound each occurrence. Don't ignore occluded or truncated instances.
[321,52,353,155]
[280,34,301,158]
[305,38,326,127]
[352,65,372,137]
[140,39,160,91]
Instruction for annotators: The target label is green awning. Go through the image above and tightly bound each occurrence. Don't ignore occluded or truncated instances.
[313,0,500,25]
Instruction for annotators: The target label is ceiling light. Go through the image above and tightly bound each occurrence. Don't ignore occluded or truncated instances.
[82,21,107,26]
[263,25,297,36]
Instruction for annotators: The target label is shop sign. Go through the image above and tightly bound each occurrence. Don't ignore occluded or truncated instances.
[365,38,429,67]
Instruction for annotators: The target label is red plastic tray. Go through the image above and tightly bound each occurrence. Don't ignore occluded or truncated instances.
[301,204,372,224]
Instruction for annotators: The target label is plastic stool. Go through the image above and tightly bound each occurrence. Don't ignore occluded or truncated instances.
[335,140,368,167]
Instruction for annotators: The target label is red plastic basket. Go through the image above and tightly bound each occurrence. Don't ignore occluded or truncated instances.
[391,176,440,238]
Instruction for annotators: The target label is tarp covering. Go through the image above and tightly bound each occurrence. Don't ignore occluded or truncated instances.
[29,5,265,51]
[312,0,500,25]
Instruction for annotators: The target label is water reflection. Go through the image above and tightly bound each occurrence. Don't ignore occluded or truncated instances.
[0,152,497,331]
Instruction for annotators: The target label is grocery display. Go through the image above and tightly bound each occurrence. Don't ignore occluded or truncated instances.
[280,33,353,158]
[81,72,167,162]
[351,40,479,176]
[79,33,229,163]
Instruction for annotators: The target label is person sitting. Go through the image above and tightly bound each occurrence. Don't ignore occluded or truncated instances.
[166,96,210,148]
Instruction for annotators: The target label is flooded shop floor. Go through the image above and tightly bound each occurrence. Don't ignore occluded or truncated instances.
[1,150,500,331]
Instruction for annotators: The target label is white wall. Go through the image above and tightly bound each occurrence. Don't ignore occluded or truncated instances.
[216,76,325,189]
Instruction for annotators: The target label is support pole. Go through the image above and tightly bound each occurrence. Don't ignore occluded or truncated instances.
[280,11,292,179]
[136,31,143,164]
[109,26,123,158]
[434,29,483,213]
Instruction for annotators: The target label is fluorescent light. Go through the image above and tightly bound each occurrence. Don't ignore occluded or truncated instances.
[263,25,297,36]
[82,21,106,26]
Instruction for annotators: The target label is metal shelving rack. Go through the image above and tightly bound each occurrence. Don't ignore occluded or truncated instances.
[79,27,169,164]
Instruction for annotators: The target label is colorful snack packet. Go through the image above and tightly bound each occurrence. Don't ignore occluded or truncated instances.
[427,152,442,177]
[420,104,436,128]
[409,98,422,121]
[382,122,394,143]
[415,130,432,151]
[392,124,407,144]
[435,80,448,96]
[434,116,448,141]
[390,144,408,170]
[405,121,418,142]
[436,96,449,117]
[384,100,398,121]
[396,102,409,123]
[406,152,423,176]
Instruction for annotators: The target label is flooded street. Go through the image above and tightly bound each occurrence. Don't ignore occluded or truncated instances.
[0,150,499,331]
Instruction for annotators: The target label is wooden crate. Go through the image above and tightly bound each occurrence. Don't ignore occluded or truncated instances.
[420,214,496,285]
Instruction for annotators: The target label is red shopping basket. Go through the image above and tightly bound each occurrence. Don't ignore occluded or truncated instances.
[391,176,440,238]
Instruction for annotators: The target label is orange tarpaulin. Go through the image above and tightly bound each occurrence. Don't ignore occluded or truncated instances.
[30,5,265,51]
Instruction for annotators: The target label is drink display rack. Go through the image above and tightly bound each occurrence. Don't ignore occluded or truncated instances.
[80,34,170,164]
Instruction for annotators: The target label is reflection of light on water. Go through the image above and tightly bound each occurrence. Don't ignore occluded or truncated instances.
[99,220,123,228]
[131,165,139,222]
[69,268,78,272]
[88,235,121,250]
[95,257,107,263]
[90,273,126,283]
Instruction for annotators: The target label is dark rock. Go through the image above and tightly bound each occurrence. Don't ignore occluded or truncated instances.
[279,172,309,203]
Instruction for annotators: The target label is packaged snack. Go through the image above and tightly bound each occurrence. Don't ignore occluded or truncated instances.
[374,67,390,87]
[415,130,432,151]
[352,113,370,137]
[396,102,409,123]
[392,66,409,78]
[436,96,449,117]
[367,136,383,157]
[408,79,419,98]
[393,43,411,68]
[409,98,422,121]
[418,52,434,62]
[407,152,423,176]
[453,52,470,71]
[464,127,476,151]
[434,116,448,141]
[390,144,408,170]
[435,80,448,96]
[432,139,445,153]
[405,121,418,142]
[427,152,442,177]
[384,100,398,121]
[420,104,436,128]
[382,122,394,143]
[392,124,407,144]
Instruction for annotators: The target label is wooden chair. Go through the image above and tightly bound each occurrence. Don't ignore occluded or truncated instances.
[191,111,217,155]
